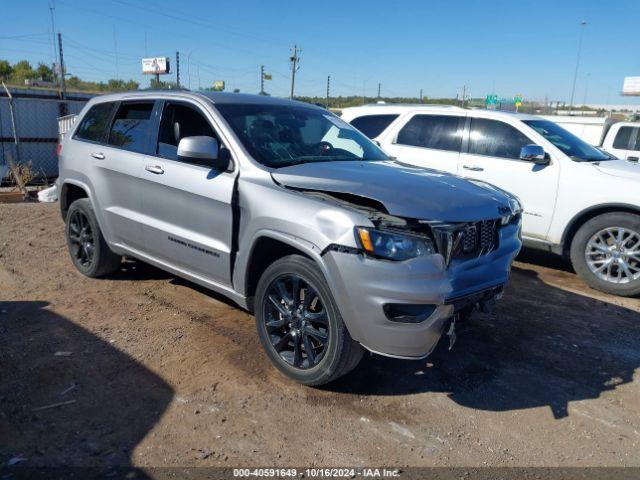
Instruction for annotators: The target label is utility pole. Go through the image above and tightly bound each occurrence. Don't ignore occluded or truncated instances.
[419,89,423,103]
[569,20,587,112]
[112,25,119,79]
[260,65,265,95]
[48,1,57,73]
[289,45,300,99]
[57,33,66,100]
[326,75,330,108]
[461,85,466,108]
[377,83,381,100]
[176,51,180,88]
[57,32,67,115]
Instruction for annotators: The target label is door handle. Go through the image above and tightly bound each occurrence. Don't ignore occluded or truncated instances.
[145,165,165,175]
[91,152,105,160]
[628,156,639,162]
[463,164,484,171]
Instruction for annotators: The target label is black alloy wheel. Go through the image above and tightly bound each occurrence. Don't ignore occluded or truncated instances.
[262,274,329,369]
[68,209,95,269]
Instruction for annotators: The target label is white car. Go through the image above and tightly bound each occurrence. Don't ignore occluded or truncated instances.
[538,115,640,161]
[342,104,640,297]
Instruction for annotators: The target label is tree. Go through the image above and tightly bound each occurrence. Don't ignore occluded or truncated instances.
[66,75,82,89]
[11,60,36,82]
[35,63,54,82]
[124,80,139,90]
[0,60,12,81]
[150,77,177,89]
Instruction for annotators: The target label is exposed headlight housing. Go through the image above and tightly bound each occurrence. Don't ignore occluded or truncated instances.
[501,196,523,225]
[355,227,435,261]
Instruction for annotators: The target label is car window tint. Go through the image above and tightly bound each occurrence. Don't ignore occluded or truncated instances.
[396,115,462,152]
[349,114,399,138]
[613,127,632,150]
[157,102,216,161]
[633,129,640,151]
[74,102,115,143]
[108,102,155,153]
[468,118,531,159]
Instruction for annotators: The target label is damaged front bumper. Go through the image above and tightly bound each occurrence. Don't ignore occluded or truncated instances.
[321,220,521,359]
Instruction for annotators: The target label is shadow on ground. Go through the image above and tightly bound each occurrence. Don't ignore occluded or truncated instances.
[327,266,640,419]
[516,247,574,273]
[0,301,173,474]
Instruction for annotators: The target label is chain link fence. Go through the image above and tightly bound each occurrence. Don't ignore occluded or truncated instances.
[0,87,95,184]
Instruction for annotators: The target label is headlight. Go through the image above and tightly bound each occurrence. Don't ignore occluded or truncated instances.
[508,196,522,215]
[355,227,435,261]
[501,196,523,225]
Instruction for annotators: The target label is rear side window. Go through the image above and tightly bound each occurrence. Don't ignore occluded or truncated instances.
[74,102,115,143]
[468,118,532,159]
[108,102,155,153]
[613,127,632,149]
[349,114,398,138]
[633,129,640,151]
[396,115,462,152]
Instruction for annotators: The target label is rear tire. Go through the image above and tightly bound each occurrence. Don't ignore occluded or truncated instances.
[65,198,121,278]
[255,254,363,386]
[570,212,640,297]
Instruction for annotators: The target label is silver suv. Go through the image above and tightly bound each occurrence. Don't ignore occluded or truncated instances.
[58,91,522,385]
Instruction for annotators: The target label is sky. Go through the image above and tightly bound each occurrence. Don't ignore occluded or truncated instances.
[1,0,639,104]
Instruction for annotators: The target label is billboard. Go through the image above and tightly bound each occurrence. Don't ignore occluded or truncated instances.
[142,57,170,75]
[622,77,640,96]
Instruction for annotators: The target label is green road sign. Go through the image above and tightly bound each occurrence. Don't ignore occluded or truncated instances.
[486,94,498,105]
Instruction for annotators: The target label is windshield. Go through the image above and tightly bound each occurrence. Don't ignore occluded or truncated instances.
[215,103,389,168]
[524,120,610,162]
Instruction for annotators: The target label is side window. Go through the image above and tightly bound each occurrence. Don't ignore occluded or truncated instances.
[468,118,532,159]
[349,114,399,138]
[396,115,462,152]
[74,102,115,143]
[108,102,155,153]
[633,129,640,151]
[613,127,632,150]
[157,102,216,161]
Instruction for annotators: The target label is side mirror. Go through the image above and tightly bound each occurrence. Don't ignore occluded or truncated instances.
[520,144,549,165]
[177,136,230,170]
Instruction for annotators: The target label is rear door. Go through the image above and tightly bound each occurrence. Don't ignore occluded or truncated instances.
[72,100,156,251]
[380,113,465,174]
[140,99,236,287]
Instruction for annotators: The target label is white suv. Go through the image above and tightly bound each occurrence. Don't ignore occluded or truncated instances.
[342,104,640,297]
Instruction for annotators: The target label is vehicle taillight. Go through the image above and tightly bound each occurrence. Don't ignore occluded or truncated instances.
[56,143,62,156]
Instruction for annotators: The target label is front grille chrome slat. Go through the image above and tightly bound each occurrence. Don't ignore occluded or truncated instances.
[431,219,500,264]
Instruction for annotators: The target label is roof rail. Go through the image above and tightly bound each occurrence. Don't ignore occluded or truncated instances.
[360,103,463,109]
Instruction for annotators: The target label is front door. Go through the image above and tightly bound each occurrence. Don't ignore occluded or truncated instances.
[458,117,559,240]
[381,113,465,174]
[140,100,236,287]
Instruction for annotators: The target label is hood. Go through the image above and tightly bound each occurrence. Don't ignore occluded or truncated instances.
[593,159,640,179]
[271,160,515,222]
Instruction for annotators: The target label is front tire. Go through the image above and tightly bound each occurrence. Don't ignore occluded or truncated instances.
[255,255,363,386]
[65,198,121,278]
[570,212,640,297]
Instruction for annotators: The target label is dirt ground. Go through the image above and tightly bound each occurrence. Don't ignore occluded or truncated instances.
[1,202,639,470]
